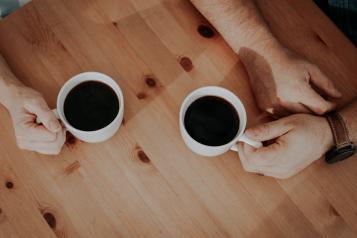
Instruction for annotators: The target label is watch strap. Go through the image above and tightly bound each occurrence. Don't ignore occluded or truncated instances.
[326,111,351,148]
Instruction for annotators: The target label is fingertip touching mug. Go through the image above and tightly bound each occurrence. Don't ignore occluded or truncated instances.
[179,86,262,157]
[37,72,124,143]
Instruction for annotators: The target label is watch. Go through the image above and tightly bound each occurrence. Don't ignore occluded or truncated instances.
[325,111,355,164]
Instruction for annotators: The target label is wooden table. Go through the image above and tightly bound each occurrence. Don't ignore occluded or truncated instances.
[0,0,357,237]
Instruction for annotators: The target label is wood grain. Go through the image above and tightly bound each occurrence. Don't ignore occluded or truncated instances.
[0,0,356,237]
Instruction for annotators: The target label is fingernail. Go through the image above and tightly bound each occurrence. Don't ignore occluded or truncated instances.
[50,120,61,132]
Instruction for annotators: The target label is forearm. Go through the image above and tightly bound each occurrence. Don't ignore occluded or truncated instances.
[191,0,283,55]
[340,99,357,143]
[0,54,24,109]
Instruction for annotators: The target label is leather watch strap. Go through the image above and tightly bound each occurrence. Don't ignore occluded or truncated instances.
[326,111,351,148]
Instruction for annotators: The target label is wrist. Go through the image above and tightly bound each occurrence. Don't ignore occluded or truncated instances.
[262,41,291,65]
[239,40,287,69]
[0,79,24,110]
[320,116,335,152]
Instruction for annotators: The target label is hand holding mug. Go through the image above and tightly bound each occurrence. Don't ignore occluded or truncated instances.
[7,86,66,155]
[238,114,334,179]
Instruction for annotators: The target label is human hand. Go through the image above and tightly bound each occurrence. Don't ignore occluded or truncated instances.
[239,45,341,117]
[6,86,66,155]
[237,114,334,179]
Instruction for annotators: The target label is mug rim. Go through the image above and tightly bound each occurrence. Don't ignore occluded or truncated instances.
[57,71,124,134]
[179,86,247,149]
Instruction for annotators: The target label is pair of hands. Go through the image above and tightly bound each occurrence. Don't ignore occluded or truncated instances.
[6,45,338,173]
[238,46,339,179]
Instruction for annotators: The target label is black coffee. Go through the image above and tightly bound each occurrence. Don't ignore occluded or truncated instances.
[184,96,239,146]
[64,81,119,131]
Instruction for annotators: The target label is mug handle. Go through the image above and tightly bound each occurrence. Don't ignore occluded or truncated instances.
[230,133,263,152]
[35,109,60,125]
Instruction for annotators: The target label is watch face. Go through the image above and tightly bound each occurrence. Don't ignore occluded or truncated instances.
[325,144,356,164]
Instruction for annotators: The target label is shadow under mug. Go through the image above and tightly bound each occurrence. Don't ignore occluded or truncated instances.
[37,72,124,143]
[179,86,262,157]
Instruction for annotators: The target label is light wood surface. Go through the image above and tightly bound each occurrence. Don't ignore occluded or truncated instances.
[0,0,357,237]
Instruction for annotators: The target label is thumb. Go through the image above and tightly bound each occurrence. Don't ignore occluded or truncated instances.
[25,99,61,133]
[245,118,293,142]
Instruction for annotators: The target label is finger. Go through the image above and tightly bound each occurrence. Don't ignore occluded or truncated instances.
[16,122,57,142]
[35,149,62,155]
[307,65,342,98]
[242,141,287,166]
[256,163,304,179]
[299,87,336,115]
[245,118,293,142]
[260,169,293,179]
[237,143,260,173]
[256,152,316,179]
[238,142,288,176]
[17,128,66,153]
[279,101,312,114]
[18,139,61,152]
[24,99,61,133]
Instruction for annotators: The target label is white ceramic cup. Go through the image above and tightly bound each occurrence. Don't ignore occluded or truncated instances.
[37,72,124,143]
[179,86,262,157]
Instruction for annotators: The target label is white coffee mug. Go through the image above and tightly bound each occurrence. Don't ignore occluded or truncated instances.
[37,72,124,143]
[179,86,262,157]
